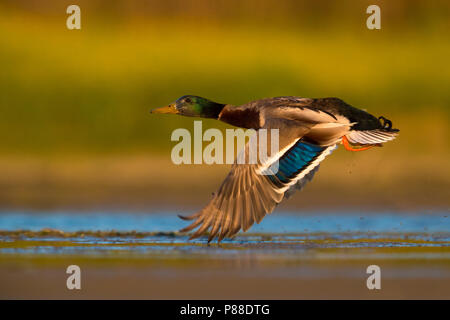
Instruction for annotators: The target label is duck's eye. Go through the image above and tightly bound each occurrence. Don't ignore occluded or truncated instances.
[184,97,192,103]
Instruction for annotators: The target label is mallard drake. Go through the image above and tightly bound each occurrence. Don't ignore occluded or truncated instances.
[152,95,399,242]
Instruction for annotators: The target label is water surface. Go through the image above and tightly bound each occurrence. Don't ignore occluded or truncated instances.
[0,210,449,258]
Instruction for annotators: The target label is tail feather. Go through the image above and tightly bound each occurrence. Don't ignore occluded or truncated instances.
[346,129,399,145]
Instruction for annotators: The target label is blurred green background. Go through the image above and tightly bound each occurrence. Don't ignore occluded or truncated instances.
[0,0,449,210]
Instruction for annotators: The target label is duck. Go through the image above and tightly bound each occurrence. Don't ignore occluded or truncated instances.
[151,95,399,242]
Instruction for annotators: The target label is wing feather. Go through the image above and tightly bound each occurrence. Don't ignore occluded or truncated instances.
[180,134,336,242]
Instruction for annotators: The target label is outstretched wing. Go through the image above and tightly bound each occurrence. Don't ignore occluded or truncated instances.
[179,129,336,242]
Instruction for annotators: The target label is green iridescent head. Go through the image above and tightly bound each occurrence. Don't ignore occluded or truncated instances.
[151,95,225,119]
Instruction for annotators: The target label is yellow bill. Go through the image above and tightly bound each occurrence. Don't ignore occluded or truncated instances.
[150,104,178,114]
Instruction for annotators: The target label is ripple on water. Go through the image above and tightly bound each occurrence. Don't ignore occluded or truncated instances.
[0,211,449,259]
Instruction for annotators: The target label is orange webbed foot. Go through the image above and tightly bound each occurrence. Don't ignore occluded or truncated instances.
[342,136,376,152]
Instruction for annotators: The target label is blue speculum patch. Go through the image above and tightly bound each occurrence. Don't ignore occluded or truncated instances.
[266,141,325,185]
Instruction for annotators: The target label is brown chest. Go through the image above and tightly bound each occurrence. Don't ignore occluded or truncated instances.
[218,107,261,129]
